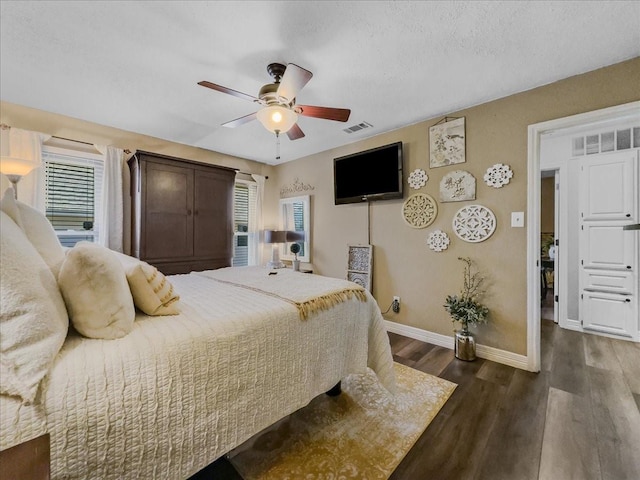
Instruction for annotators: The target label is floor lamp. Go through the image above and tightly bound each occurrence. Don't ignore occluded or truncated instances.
[0,156,40,199]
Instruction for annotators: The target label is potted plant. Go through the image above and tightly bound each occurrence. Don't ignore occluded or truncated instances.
[290,242,301,271]
[444,257,489,361]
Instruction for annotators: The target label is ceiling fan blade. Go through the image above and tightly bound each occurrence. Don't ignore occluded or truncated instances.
[296,105,351,122]
[198,81,258,103]
[277,64,313,103]
[221,112,257,128]
[286,123,305,140]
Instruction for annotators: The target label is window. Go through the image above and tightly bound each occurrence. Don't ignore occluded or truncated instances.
[43,147,104,248]
[233,180,257,266]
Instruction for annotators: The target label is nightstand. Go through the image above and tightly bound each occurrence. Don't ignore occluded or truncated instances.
[0,433,50,480]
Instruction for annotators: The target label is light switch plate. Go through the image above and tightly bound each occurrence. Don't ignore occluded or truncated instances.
[511,212,525,227]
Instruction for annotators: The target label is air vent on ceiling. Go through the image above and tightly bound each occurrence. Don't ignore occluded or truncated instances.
[343,121,373,134]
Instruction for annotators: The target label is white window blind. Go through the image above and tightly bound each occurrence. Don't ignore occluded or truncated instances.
[233,181,257,266]
[43,150,104,248]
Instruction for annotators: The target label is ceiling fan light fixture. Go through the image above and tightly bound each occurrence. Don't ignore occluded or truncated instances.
[256,105,298,134]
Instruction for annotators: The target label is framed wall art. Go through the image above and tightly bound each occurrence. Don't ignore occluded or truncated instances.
[439,170,476,202]
[429,117,466,168]
[346,244,373,291]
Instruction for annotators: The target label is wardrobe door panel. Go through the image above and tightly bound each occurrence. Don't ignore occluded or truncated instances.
[144,161,194,260]
[193,168,234,262]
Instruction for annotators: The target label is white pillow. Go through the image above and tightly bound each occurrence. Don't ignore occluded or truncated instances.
[0,188,22,228]
[0,188,66,278]
[126,262,180,315]
[104,246,180,316]
[0,211,69,404]
[58,242,135,339]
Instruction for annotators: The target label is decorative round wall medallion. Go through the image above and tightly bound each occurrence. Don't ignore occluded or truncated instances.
[408,169,428,189]
[402,193,438,229]
[427,230,450,252]
[452,204,496,243]
[484,163,513,188]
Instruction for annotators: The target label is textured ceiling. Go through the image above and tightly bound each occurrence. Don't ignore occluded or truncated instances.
[1,1,638,165]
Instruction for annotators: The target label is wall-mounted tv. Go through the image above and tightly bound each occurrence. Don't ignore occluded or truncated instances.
[333,142,403,205]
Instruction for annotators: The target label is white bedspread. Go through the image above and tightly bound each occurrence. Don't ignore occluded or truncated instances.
[41,267,396,479]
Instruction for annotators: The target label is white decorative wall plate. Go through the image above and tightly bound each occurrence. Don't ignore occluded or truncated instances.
[427,230,450,252]
[408,168,428,189]
[484,163,513,188]
[402,193,438,229]
[452,204,497,243]
[439,170,476,202]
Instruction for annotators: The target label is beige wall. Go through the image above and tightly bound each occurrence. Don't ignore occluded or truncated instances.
[0,102,271,175]
[2,58,638,357]
[0,101,275,254]
[541,177,555,233]
[272,57,640,355]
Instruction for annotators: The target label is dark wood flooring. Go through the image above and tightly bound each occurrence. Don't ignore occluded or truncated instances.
[192,305,640,480]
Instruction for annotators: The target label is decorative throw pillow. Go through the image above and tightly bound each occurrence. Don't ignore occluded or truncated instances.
[0,188,22,228]
[0,188,66,278]
[126,261,180,315]
[58,242,135,339]
[0,211,69,404]
[104,246,180,316]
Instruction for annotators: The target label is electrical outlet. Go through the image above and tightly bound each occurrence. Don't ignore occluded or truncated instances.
[392,296,400,313]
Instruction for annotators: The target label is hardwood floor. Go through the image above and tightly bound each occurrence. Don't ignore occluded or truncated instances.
[193,308,640,480]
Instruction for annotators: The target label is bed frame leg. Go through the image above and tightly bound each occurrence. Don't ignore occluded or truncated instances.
[325,381,342,396]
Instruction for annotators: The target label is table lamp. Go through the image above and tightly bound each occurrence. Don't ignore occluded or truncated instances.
[264,230,288,269]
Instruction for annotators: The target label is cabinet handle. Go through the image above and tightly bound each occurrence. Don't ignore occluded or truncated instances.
[625,298,631,302]
[626,213,631,217]
[187,209,192,216]
[194,210,198,216]
[627,265,632,269]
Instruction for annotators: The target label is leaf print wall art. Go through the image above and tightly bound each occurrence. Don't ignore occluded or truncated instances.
[439,170,476,203]
[429,117,466,168]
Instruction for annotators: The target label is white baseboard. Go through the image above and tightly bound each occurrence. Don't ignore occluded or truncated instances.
[384,320,530,371]
[384,320,454,348]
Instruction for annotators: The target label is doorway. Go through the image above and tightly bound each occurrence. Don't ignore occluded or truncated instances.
[526,100,640,372]
[540,169,558,324]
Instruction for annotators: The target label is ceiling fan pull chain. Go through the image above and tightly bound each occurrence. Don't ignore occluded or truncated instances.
[275,131,281,161]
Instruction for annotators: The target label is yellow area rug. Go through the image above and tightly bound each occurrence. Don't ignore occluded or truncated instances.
[227,362,457,479]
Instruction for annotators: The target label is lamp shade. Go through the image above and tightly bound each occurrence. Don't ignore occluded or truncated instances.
[264,230,288,244]
[285,230,306,242]
[256,105,298,134]
[0,156,39,176]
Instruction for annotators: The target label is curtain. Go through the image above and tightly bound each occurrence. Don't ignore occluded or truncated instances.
[95,145,124,252]
[249,174,266,266]
[0,127,51,209]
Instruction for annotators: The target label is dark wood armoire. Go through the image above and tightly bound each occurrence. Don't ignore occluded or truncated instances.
[129,151,236,275]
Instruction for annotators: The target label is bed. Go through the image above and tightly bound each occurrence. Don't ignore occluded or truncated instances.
[0,192,396,479]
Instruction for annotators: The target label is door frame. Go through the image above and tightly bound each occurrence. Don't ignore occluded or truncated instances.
[553,169,560,324]
[526,100,640,372]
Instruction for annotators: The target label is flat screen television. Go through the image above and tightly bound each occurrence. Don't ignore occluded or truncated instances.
[333,142,403,205]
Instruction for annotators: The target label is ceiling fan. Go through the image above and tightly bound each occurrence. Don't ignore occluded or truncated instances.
[198,63,351,140]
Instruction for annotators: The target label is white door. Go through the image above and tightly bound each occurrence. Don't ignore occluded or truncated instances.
[579,150,638,339]
[582,291,635,337]
[581,153,636,221]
